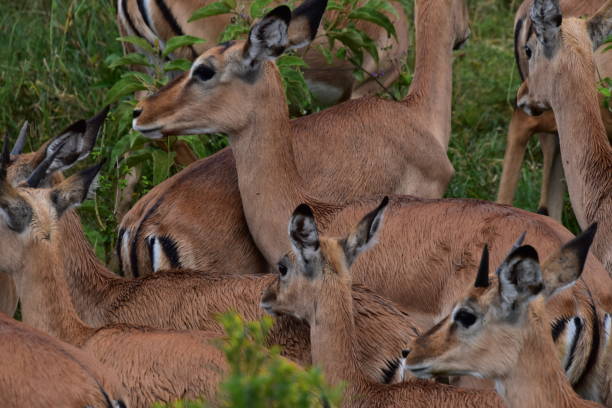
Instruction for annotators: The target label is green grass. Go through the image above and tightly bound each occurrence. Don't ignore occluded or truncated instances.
[0,0,579,265]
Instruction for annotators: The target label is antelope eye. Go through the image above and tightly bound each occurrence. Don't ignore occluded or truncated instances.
[524,45,533,60]
[192,65,215,81]
[454,309,477,328]
[278,263,288,277]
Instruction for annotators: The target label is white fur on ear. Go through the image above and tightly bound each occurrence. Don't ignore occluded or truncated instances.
[243,7,291,67]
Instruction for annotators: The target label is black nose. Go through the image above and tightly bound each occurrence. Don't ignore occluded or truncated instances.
[133,109,142,119]
[402,349,410,358]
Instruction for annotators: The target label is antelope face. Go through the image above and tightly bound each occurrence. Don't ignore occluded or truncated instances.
[518,0,612,116]
[452,0,471,50]
[133,0,327,139]
[0,162,102,276]
[261,198,389,322]
[406,226,598,382]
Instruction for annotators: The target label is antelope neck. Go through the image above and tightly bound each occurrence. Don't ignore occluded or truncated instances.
[406,0,458,149]
[550,47,612,228]
[228,64,312,264]
[308,278,363,386]
[15,239,94,347]
[497,308,588,408]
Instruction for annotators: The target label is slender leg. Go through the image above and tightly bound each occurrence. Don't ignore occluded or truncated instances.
[497,108,535,205]
[538,132,556,215]
[546,139,566,221]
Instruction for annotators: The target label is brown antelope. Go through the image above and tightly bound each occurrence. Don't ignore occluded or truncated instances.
[497,0,612,220]
[260,200,505,407]
[405,226,606,407]
[134,0,612,322]
[3,144,426,385]
[0,312,128,408]
[117,0,409,105]
[517,0,612,273]
[0,108,108,318]
[0,164,232,407]
[127,0,468,277]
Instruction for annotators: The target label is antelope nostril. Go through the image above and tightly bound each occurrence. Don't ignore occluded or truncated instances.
[133,109,142,119]
[402,349,410,358]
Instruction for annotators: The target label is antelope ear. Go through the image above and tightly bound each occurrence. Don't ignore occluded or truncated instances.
[540,224,597,297]
[242,6,292,68]
[342,197,389,266]
[288,203,321,277]
[287,0,327,50]
[587,0,612,49]
[531,0,563,57]
[497,245,543,317]
[50,162,104,217]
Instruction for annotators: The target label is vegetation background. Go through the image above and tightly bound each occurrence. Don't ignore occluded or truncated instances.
[0,0,579,264]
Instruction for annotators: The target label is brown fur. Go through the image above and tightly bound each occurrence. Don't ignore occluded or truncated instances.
[405,238,603,407]
[2,183,228,408]
[262,215,504,407]
[0,312,128,408]
[117,0,410,105]
[51,206,424,384]
[126,0,469,277]
[497,0,612,219]
[518,8,612,274]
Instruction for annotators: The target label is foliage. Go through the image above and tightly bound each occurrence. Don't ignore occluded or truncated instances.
[154,313,343,408]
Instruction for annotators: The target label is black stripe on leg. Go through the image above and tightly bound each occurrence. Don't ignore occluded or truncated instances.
[514,18,525,81]
[381,358,400,384]
[137,0,154,32]
[117,228,126,276]
[121,0,145,39]
[153,0,198,59]
[565,317,583,373]
[130,198,164,278]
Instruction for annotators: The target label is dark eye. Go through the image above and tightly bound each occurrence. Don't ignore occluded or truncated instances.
[278,263,288,277]
[192,65,215,81]
[454,309,477,328]
[524,45,533,60]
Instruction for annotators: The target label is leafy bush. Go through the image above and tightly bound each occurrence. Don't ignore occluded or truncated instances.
[154,313,343,408]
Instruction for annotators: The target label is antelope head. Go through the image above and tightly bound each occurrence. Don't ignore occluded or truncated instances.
[261,197,389,322]
[517,0,612,115]
[132,0,328,139]
[7,107,107,187]
[404,225,598,381]
[0,147,102,276]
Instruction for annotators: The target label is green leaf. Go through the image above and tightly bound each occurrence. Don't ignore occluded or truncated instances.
[219,22,250,42]
[189,2,232,22]
[317,44,334,65]
[164,59,193,72]
[104,77,147,105]
[151,148,176,185]
[162,35,205,57]
[117,35,155,54]
[107,53,152,70]
[250,0,274,18]
[348,8,396,39]
[276,55,308,68]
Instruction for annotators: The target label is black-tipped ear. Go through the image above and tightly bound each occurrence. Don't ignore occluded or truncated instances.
[288,203,321,276]
[474,245,490,288]
[531,0,563,57]
[288,0,327,49]
[11,121,29,156]
[587,1,612,49]
[497,245,543,316]
[540,224,597,297]
[242,6,291,67]
[50,161,104,217]
[342,197,388,266]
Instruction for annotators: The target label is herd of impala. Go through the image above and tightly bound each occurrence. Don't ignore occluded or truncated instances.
[1,0,611,406]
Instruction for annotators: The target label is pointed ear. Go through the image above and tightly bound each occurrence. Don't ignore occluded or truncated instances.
[50,162,104,217]
[496,245,543,317]
[11,121,29,156]
[540,224,597,297]
[242,6,292,68]
[587,0,612,49]
[474,245,490,288]
[530,0,563,57]
[288,203,321,277]
[44,107,107,176]
[287,0,327,50]
[342,197,388,266]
